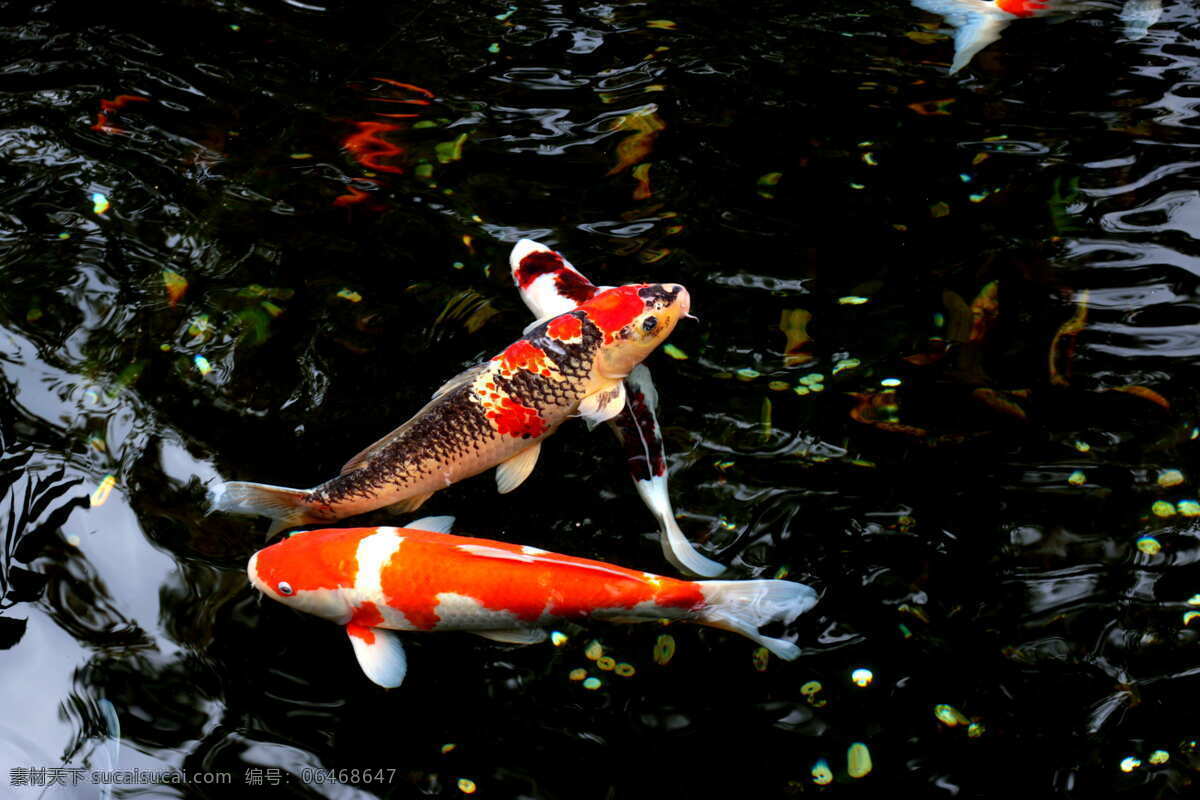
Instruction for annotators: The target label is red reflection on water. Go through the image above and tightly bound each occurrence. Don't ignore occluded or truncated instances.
[90,94,148,134]
[370,98,431,107]
[333,78,436,207]
[342,121,406,174]
[332,178,383,208]
[371,78,434,97]
[332,186,369,207]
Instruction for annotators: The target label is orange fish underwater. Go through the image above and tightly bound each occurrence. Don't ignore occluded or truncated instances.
[211,283,689,534]
[247,517,818,687]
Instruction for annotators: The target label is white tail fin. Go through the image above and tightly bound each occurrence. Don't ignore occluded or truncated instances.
[634,473,726,578]
[697,580,818,660]
[209,481,312,533]
[659,512,726,578]
[910,0,1010,74]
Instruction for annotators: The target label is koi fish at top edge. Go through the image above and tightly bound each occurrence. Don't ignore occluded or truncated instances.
[910,0,1150,74]
[246,515,818,688]
[210,282,690,536]
[508,240,725,578]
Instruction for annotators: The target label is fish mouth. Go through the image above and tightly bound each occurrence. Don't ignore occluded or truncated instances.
[669,284,691,316]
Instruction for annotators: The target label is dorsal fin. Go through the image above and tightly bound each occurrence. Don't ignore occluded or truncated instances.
[456,544,636,580]
[522,313,558,336]
[340,363,487,474]
[431,362,489,400]
[340,419,418,474]
[405,515,455,534]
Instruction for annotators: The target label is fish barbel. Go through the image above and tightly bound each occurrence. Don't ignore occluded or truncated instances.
[247,516,818,688]
[211,283,690,534]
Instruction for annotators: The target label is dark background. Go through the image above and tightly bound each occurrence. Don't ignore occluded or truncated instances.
[1,0,1199,797]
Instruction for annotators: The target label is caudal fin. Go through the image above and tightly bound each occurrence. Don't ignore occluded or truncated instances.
[697,579,818,660]
[630,471,726,577]
[209,481,313,534]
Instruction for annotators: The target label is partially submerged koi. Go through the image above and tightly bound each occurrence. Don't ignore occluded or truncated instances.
[910,0,1151,74]
[509,240,724,578]
[247,516,818,688]
[212,282,689,534]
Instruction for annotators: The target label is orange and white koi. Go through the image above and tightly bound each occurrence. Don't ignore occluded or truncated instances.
[509,240,724,578]
[247,516,817,687]
[911,0,1157,73]
[212,282,690,534]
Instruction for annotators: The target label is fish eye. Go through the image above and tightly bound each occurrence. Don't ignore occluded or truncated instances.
[642,316,658,332]
[277,581,294,596]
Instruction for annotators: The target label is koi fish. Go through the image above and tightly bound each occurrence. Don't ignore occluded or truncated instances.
[1119,0,1162,41]
[910,0,1151,74]
[509,240,725,578]
[211,282,690,534]
[246,516,818,687]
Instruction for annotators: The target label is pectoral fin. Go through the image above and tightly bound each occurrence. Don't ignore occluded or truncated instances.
[346,624,407,688]
[472,628,549,645]
[386,492,434,514]
[405,515,456,534]
[578,382,626,430]
[495,443,541,494]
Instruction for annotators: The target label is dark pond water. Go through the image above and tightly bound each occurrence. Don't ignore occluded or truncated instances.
[3,0,1200,796]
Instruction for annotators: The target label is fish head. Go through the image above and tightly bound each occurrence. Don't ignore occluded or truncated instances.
[247,528,369,624]
[579,283,691,379]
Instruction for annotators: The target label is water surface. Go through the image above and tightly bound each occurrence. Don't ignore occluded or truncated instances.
[2,0,1200,797]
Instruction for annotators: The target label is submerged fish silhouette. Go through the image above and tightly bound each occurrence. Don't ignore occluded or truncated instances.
[912,0,1159,74]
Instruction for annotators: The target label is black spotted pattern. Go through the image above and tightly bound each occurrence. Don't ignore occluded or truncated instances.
[637,284,682,311]
[302,312,606,512]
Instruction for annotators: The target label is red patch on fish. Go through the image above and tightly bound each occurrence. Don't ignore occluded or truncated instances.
[378,530,705,630]
[492,339,548,373]
[485,397,547,438]
[547,314,583,341]
[346,623,376,644]
[254,528,372,592]
[996,0,1047,16]
[579,286,645,340]
[516,250,566,288]
[352,601,385,628]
